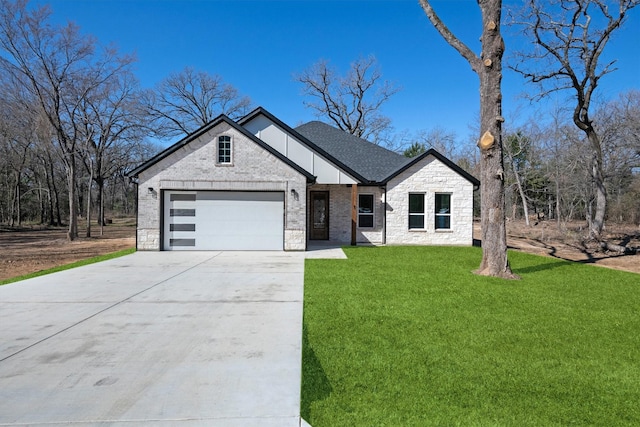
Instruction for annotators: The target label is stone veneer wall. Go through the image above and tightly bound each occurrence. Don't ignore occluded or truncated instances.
[135,122,307,250]
[386,156,475,246]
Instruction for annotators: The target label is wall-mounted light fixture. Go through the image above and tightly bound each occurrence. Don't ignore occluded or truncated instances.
[147,187,154,194]
[290,188,299,201]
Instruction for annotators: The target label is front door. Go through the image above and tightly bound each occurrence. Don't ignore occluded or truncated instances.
[310,191,329,240]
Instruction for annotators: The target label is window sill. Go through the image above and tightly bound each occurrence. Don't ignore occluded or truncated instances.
[435,229,453,233]
[408,228,428,232]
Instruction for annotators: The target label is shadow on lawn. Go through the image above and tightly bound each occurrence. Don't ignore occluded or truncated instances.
[300,322,332,421]
[476,237,574,275]
[512,259,572,275]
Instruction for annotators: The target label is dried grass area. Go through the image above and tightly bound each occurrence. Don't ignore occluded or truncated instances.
[475,219,640,274]
[0,218,135,282]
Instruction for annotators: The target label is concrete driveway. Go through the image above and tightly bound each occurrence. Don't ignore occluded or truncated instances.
[0,251,305,426]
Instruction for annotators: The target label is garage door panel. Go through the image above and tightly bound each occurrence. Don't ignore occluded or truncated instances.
[163,191,284,251]
[169,223,196,232]
[196,192,282,202]
[169,238,196,247]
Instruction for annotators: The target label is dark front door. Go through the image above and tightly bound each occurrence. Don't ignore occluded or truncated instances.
[310,191,329,240]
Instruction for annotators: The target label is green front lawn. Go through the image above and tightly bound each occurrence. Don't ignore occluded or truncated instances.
[303,246,640,426]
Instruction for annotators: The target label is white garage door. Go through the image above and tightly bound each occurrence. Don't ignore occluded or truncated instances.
[163,191,284,250]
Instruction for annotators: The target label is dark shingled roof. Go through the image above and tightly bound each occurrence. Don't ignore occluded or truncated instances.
[294,121,411,183]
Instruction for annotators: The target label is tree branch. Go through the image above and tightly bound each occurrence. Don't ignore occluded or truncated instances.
[418,0,482,73]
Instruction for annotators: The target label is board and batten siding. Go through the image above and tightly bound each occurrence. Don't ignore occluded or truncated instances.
[242,114,358,185]
[386,155,475,246]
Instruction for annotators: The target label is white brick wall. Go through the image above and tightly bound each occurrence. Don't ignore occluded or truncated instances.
[386,156,475,246]
[136,122,307,250]
[307,161,474,247]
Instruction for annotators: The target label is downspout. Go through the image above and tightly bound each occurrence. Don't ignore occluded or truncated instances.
[382,185,387,245]
[350,184,357,246]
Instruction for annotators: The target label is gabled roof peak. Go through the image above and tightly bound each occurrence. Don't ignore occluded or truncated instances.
[126,113,314,181]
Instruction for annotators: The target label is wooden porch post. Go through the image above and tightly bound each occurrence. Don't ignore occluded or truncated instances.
[351,184,357,246]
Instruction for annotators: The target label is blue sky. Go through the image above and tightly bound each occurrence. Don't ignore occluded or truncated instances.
[43,0,640,146]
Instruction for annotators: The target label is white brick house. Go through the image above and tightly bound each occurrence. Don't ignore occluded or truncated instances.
[128,107,479,251]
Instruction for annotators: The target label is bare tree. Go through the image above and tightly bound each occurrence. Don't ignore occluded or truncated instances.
[0,106,32,227]
[419,0,516,278]
[295,55,399,144]
[80,69,147,235]
[595,90,640,225]
[0,0,135,240]
[0,74,32,226]
[34,123,65,226]
[145,67,251,138]
[403,127,459,159]
[509,0,640,239]
[599,90,640,174]
[504,132,533,225]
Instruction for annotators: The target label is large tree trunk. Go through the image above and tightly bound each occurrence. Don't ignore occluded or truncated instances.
[474,1,516,278]
[419,0,516,279]
[587,127,607,238]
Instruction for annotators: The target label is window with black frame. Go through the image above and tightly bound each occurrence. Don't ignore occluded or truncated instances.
[435,193,451,229]
[217,135,232,164]
[408,193,425,229]
[358,194,374,228]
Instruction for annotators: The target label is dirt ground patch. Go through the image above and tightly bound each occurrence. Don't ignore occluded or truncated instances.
[1,218,638,282]
[0,218,136,282]
[475,220,640,274]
